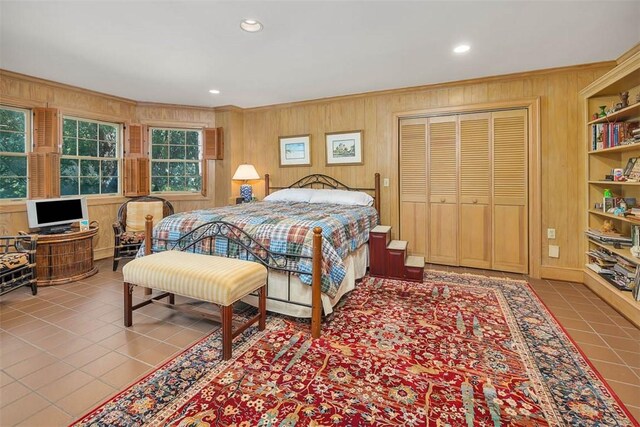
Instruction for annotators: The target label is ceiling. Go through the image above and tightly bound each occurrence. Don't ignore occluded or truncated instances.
[1,1,638,109]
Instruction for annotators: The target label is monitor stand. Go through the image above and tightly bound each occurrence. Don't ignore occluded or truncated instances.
[39,225,72,235]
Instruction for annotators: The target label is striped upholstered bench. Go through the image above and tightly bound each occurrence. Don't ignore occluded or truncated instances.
[122,250,267,360]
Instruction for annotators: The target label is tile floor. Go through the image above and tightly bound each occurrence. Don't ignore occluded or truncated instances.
[0,259,638,425]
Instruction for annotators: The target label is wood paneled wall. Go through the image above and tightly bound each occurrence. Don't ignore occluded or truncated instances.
[0,70,218,259]
[238,63,615,279]
[0,62,618,278]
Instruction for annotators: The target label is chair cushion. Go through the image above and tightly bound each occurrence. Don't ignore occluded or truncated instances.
[0,253,29,272]
[123,251,267,306]
[126,201,164,232]
[120,231,146,245]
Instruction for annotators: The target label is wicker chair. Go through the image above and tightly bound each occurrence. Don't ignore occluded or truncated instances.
[112,196,174,271]
[0,234,38,296]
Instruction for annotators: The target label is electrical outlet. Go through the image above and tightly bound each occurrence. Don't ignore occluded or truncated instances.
[383,178,390,187]
[547,228,556,239]
[549,245,560,258]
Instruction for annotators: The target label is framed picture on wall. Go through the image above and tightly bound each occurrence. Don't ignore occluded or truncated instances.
[325,130,363,165]
[279,134,311,167]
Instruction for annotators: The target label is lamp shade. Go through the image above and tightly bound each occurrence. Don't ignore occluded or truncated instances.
[232,164,260,181]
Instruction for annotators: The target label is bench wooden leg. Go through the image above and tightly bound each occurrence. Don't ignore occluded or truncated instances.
[124,282,133,327]
[258,285,266,331]
[169,293,175,305]
[221,304,233,360]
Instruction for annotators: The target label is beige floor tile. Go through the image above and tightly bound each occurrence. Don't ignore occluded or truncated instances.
[47,336,94,359]
[64,344,112,368]
[0,343,42,368]
[614,349,640,369]
[115,335,163,357]
[164,328,207,348]
[0,392,50,425]
[0,371,15,387]
[578,342,625,365]
[0,380,31,408]
[19,361,76,390]
[37,370,94,402]
[16,404,74,427]
[556,317,595,333]
[3,352,59,380]
[56,379,115,416]
[82,323,122,343]
[590,360,640,385]
[100,359,152,389]
[606,380,640,408]
[134,341,181,366]
[145,322,188,341]
[565,329,609,347]
[627,405,640,423]
[80,351,129,377]
[600,334,640,353]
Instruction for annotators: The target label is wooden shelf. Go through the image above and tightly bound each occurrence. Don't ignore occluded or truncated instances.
[588,143,640,155]
[587,102,640,125]
[587,209,640,225]
[583,269,639,328]
[587,238,639,266]
[588,180,640,185]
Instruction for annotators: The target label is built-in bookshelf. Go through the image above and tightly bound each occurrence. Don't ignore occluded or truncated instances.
[582,50,640,327]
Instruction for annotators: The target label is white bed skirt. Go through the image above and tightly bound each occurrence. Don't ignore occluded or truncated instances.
[242,244,369,318]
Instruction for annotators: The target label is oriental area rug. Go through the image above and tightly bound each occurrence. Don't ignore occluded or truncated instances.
[72,271,637,426]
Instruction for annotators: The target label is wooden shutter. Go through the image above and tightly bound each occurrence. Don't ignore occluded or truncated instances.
[28,152,60,198]
[459,113,490,204]
[33,108,59,153]
[400,119,427,202]
[124,124,148,158]
[428,116,457,203]
[399,118,427,257]
[493,110,527,206]
[492,109,528,273]
[123,158,149,197]
[203,127,223,160]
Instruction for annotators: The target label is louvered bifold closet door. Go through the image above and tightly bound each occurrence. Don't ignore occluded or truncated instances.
[428,116,458,265]
[459,113,491,268]
[492,109,528,273]
[399,118,428,257]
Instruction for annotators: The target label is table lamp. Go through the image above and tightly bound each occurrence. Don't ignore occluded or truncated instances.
[232,164,260,202]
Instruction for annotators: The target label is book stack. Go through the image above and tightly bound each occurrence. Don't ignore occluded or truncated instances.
[592,122,639,150]
[587,247,636,291]
[585,229,632,246]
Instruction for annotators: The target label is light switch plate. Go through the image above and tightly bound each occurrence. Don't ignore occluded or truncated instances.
[549,245,560,258]
[383,178,390,187]
[547,228,556,239]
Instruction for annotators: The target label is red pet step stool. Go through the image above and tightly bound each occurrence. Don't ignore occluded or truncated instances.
[369,225,424,282]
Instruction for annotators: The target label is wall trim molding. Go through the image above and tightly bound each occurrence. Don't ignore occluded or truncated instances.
[393,98,542,278]
[539,266,585,283]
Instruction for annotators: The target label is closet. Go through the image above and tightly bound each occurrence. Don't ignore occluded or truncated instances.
[399,109,528,273]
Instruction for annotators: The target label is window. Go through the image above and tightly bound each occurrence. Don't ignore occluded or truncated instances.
[0,106,30,199]
[60,117,120,196]
[150,128,202,193]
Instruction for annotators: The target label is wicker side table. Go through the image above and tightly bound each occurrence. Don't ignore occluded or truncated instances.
[35,225,99,286]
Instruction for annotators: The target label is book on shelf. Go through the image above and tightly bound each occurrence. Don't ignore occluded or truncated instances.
[587,246,637,292]
[585,229,633,246]
[591,121,640,150]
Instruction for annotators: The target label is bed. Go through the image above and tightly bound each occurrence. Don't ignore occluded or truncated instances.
[141,173,380,336]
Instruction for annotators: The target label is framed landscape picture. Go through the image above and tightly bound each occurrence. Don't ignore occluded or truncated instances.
[325,130,363,165]
[279,135,311,167]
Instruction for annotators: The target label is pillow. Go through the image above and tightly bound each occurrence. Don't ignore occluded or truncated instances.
[263,188,316,203]
[309,189,374,206]
[126,201,164,232]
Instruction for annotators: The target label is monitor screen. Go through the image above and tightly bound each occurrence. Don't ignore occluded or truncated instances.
[26,197,89,229]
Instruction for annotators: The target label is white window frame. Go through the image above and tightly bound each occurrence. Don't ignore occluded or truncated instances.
[60,116,122,197]
[0,105,31,200]
[149,127,203,194]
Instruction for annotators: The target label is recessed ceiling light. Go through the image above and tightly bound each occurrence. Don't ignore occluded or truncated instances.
[209,89,220,94]
[453,44,470,54]
[240,19,263,33]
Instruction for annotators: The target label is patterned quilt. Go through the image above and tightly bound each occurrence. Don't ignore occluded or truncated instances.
[142,201,378,298]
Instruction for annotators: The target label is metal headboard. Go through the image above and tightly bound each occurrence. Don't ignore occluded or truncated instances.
[264,173,381,214]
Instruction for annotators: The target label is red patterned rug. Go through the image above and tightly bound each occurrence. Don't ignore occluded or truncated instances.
[72,272,637,426]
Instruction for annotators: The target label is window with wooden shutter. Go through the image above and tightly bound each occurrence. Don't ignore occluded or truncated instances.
[149,127,202,194]
[33,107,59,153]
[28,152,60,199]
[203,127,223,160]
[0,105,30,199]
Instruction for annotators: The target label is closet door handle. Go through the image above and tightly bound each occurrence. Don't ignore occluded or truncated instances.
[472,199,478,204]
[440,198,446,203]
